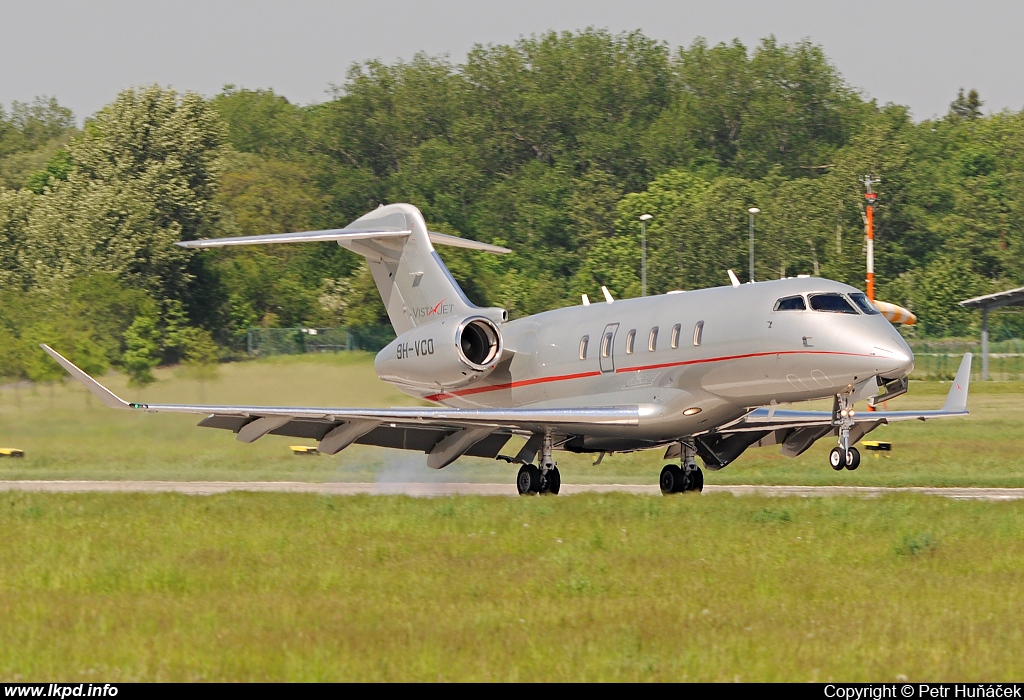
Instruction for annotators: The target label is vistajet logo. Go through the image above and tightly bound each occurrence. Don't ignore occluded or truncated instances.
[410,299,455,319]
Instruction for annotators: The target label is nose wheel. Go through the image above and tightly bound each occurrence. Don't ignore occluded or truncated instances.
[829,446,860,471]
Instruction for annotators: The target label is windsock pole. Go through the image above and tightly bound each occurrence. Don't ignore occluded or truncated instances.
[861,175,880,301]
[862,175,880,411]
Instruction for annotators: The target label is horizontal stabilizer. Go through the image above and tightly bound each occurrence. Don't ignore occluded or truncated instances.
[177,227,511,254]
[176,228,411,249]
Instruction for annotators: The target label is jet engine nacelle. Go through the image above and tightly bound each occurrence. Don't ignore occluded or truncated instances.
[375,315,504,390]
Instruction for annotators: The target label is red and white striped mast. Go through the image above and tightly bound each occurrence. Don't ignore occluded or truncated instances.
[861,175,880,300]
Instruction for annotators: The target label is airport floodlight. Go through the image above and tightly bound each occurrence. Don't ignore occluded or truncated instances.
[747,208,760,282]
[639,214,653,296]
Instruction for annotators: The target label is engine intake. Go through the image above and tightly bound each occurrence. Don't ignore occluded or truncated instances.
[375,315,504,391]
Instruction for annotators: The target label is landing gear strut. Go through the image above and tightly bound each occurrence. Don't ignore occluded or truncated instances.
[829,392,862,471]
[661,441,704,494]
[516,432,561,495]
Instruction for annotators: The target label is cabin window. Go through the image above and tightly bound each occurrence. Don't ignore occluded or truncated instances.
[809,293,858,314]
[626,329,636,354]
[648,327,659,352]
[693,321,704,346]
[848,292,881,315]
[601,332,613,358]
[579,335,589,360]
[774,295,806,311]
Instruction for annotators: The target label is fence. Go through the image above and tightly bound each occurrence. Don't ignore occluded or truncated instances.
[244,327,1023,380]
[245,326,395,357]
[907,339,1024,381]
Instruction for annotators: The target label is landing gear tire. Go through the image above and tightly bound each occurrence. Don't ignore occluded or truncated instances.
[661,465,703,494]
[845,447,861,471]
[544,467,561,495]
[689,466,704,493]
[829,447,846,471]
[517,464,542,495]
[660,465,682,494]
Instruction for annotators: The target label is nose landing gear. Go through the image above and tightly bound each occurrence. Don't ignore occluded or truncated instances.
[829,445,861,471]
[829,391,862,471]
[661,441,704,494]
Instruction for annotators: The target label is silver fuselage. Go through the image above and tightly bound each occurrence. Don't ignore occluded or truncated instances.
[389,277,913,451]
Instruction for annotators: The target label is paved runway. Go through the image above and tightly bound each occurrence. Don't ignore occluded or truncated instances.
[1,481,1023,500]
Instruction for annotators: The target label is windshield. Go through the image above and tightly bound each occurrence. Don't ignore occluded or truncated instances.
[849,292,881,315]
[809,293,858,314]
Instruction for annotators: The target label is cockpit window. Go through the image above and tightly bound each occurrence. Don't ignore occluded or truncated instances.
[809,293,858,314]
[774,295,806,311]
[849,292,881,315]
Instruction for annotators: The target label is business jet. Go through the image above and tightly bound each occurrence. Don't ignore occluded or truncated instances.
[42,203,971,495]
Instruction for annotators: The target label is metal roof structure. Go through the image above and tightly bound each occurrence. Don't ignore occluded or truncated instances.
[959,285,1024,379]
[960,286,1024,310]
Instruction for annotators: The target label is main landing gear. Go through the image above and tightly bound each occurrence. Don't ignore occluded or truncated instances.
[829,391,861,471]
[661,441,704,494]
[516,433,561,495]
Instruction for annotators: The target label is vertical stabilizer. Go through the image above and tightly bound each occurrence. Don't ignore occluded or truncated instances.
[338,204,504,334]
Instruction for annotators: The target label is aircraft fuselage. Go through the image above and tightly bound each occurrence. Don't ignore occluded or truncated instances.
[387,277,914,451]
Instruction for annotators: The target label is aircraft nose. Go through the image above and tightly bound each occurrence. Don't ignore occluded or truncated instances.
[872,332,914,378]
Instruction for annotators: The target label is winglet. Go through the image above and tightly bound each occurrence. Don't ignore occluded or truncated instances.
[942,353,972,413]
[39,345,132,410]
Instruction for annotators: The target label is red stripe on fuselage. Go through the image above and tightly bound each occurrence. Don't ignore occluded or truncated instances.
[424,370,603,401]
[423,350,871,402]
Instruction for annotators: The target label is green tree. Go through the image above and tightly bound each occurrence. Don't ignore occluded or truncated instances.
[121,314,162,386]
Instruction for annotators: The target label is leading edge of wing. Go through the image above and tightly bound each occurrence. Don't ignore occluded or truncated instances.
[40,345,639,428]
[730,406,970,432]
[723,354,972,432]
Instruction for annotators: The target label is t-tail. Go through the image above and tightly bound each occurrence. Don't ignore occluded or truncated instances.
[177,203,509,334]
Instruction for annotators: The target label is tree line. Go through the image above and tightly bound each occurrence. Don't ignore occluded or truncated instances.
[0,30,1020,384]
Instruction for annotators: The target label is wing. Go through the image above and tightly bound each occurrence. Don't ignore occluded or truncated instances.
[690,354,972,468]
[41,345,637,469]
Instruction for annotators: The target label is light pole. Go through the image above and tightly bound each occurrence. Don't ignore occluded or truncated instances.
[639,214,652,297]
[747,207,760,282]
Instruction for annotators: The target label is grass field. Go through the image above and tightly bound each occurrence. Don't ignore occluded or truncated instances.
[1,491,1021,681]
[2,354,1023,682]
[1,352,1022,487]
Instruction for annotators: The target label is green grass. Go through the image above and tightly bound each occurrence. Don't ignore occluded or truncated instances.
[1,491,1022,681]
[1,352,1023,486]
